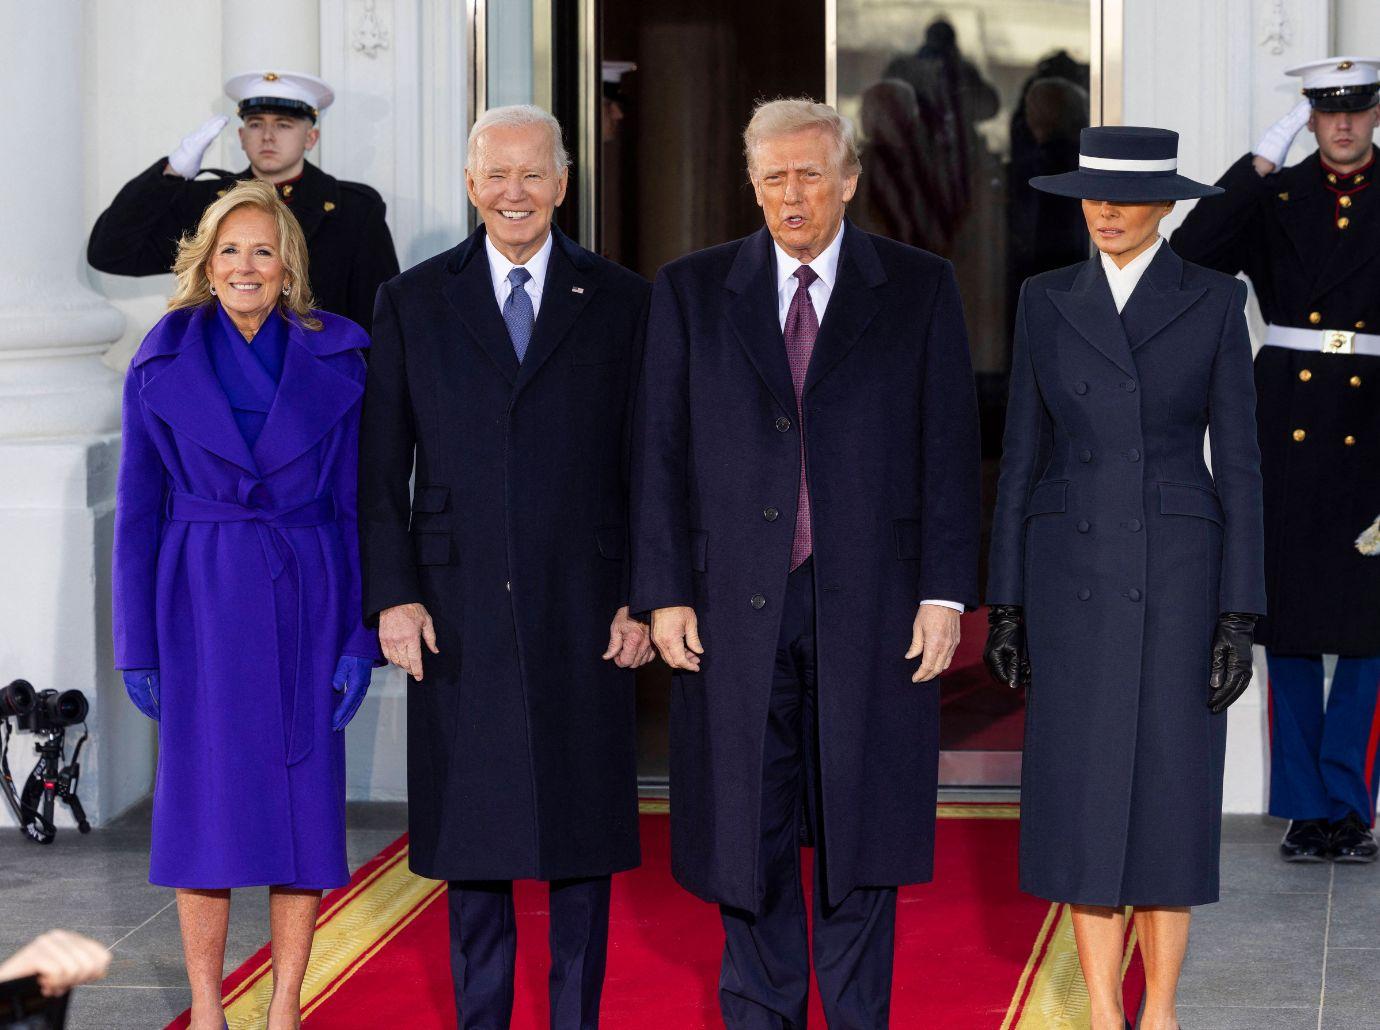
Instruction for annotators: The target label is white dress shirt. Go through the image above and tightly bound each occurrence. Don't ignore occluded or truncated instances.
[773,225,962,614]
[1100,235,1163,313]
[486,231,554,319]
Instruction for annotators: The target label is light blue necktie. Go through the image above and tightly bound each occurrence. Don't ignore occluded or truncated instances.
[503,266,534,363]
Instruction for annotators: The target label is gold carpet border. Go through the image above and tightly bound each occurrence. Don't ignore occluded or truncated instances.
[1007,904,1140,1029]
[636,799,1021,820]
[224,845,439,1029]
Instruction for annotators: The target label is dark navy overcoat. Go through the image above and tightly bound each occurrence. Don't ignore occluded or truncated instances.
[987,244,1267,907]
[630,222,981,912]
[358,226,648,882]
[113,305,380,889]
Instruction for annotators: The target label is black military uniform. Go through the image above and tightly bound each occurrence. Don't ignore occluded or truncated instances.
[87,69,398,334]
[88,158,397,333]
[1172,56,1380,862]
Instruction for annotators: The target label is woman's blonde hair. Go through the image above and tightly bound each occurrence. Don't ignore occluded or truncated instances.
[169,179,321,330]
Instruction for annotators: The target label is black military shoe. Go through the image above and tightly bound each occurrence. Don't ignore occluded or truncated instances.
[1330,814,1379,863]
[1280,818,1332,862]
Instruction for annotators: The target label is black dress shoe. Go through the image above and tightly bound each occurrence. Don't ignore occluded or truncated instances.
[1330,813,1379,863]
[1280,818,1332,862]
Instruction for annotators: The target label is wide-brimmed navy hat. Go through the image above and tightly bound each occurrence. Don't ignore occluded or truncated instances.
[1029,126,1223,202]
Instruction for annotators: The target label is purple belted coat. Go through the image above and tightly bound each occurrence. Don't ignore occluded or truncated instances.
[113,304,380,889]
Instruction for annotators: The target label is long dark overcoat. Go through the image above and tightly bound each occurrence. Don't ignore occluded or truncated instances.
[1172,152,1380,655]
[358,226,647,882]
[113,305,379,889]
[630,222,981,912]
[987,244,1267,906]
[87,158,398,333]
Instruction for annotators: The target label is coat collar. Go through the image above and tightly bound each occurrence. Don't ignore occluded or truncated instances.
[136,305,363,477]
[1047,244,1203,375]
[724,220,886,415]
[441,223,597,394]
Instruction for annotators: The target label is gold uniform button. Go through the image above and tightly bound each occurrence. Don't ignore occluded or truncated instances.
[1358,175,1367,184]
[1351,375,1363,387]
[1293,429,1307,442]
[1328,173,1339,183]
[1309,311,1322,324]
[1340,195,1353,208]
[282,184,294,198]
[1299,368,1313,382]
[323,201,336,212]
[216,188,228,197]
[1339,217,1351,229]
[1345,435,1357,446]
[1356,321,1367,330]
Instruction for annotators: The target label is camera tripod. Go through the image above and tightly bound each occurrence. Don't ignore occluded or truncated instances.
[0,721,90,845]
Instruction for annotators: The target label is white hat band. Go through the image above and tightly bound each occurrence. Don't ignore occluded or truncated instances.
[1078,155,1179,172]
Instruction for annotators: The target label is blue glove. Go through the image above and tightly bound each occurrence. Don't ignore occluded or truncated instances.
[331,656,373,731]
[122,669,160,722]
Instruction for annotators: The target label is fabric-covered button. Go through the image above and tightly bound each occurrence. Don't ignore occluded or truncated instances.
[1077,520,1090,533]
[1128,448,1141,462]
[1128,519,1142,532]
[1077,588,1091,601]
[1123,381,1137,392]
[750,594,766,609]
[1128,588,1143,602]
[1079,449,1092,463]
[1075,381,1089,395]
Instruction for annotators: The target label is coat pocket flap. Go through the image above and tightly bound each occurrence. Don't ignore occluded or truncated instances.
[1024,480,1069,519]
[595,525,626,560]
[892,518,923,560]
[411,484,450,514]
[413,531,453,566]
[690,530,708,573]
[1159,482,1224,524]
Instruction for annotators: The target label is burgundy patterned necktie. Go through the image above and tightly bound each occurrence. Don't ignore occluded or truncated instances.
[784,264,819,571]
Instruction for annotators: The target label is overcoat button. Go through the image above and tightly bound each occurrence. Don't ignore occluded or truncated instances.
[1077,588,1091,601]
[1077,520,1090,533]
[1129,588,1143,602]
[1079,449,1092,463]
[763,506,779,522]
[1123,381,1137,392]
[750,594,767,610]
[1128,519,1142,532]
[775,416,792,432]
[1128,448,1141,462]
[1075,382,1089,395]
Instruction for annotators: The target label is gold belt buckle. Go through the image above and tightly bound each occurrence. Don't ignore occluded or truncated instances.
[1323,329,1355,354]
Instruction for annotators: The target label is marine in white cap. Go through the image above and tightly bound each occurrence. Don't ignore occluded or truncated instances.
[1173,58,1380,868]
[88,70,398,333]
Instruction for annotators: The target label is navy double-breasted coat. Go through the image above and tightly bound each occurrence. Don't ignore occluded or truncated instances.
[987,244,1266,906]
[358,226,647,882]
[630,222,981,912]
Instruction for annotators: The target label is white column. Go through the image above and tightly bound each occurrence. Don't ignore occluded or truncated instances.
[0,1,143,829]
[1122,0,1333,814]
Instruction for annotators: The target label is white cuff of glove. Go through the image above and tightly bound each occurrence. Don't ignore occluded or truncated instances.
[1253,99,1312,169]
[167,115,229,180]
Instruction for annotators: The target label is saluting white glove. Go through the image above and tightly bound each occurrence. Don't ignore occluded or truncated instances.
[165,115,229,179]
[1253,99,1311,171]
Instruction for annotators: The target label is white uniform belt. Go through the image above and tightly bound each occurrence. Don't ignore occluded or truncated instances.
[1264,324,1380,356]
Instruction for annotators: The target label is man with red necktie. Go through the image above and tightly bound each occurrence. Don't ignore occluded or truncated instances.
[631,98,980,1027]
[1174,56,1380,865]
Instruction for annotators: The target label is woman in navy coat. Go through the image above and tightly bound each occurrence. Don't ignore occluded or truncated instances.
[984,128,1266,1030]
[112,180,380,1030]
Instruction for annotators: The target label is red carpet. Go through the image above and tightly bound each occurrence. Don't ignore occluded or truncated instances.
[176,804,1145,1028]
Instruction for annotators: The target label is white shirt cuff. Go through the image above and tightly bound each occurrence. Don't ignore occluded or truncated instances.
[920,599,964,613]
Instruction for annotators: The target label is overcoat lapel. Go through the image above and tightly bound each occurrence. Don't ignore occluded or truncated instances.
[1120,244,1207,351]
[724,228,796,418]
[252,318,365,477]
[514,228,596,396]
[139,307,259,474]
[441,230,521,385]
[804,221,884,395]
[1047,256,1136,377]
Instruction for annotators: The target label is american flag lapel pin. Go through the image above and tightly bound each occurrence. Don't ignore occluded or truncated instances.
[572,286,585,294]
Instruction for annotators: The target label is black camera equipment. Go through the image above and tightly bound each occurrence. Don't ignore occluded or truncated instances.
[0,680,91,845]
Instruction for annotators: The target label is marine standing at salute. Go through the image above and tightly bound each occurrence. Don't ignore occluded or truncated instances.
[1173,57,1380,864]
[88,71,398,333]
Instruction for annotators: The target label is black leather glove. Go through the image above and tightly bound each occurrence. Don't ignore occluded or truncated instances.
[983,604,1030,688]
[1208,612,1257,713]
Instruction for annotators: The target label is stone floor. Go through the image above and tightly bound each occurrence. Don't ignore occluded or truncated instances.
[0,804,1373,1028]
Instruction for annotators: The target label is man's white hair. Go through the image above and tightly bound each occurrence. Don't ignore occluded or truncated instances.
[743,98,862,178]
[466,104,570,171]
